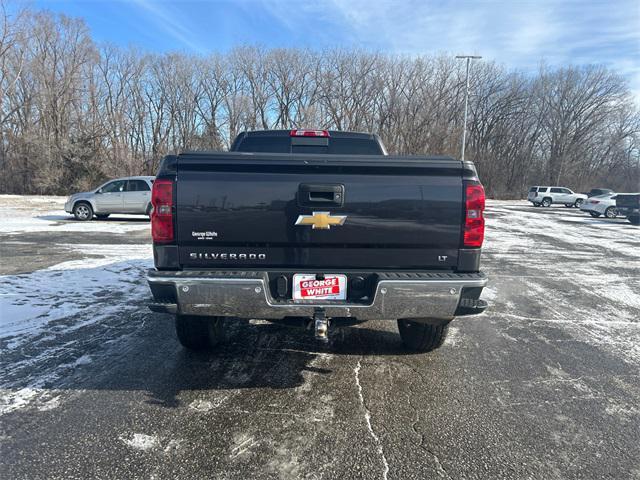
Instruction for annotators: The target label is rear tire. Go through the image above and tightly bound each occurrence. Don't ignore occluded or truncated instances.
[73,202,93,221]
[604,207,618,219]
[175,315,225,350]
[589,211,601,218]
[574,199,584,208]
[541,198,552,207]
[397,320,449,353]
[629,215,640,225]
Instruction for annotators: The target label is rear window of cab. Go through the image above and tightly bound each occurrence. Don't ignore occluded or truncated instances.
[233,136,384,155]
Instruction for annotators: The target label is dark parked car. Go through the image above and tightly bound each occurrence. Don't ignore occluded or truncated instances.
[586,188,614,198]
[615,194,640,225]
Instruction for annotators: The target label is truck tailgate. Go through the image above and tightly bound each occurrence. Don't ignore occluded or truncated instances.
[175,153,466,270]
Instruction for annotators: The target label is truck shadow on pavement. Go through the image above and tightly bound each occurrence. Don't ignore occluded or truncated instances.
[0,307,417,413]
[1,258,417,415]
[122,317,414,409]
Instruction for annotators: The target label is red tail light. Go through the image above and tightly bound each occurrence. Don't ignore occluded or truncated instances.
[464,184,485,247]
[151,179,174,243]
[290,129,330,137]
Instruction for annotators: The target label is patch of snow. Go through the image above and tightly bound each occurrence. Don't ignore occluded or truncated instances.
[596,281,640,310]
[189,397,228,412]
[37,395,61,411]
[230,434,259,459]
[72,355,92,366]
[1,348,99,415]
[444,325,461,348]
[0,387,39,414]
[0,258,151,344]
[604,403,638,420]
[46,244,152,271]
[0,385,64,415]
[480,286,497,301]
[119,433,161,451]
[354,360,389,480]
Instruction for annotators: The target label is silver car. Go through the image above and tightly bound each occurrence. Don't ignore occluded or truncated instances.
[64,176,155,221]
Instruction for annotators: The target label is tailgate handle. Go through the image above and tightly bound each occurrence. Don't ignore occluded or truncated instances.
[298,184,344,207]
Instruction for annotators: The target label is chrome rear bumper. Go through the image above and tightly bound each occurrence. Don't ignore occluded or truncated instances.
[147,270,488,321]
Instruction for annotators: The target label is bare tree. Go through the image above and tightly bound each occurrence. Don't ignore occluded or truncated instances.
[1,6,638,196]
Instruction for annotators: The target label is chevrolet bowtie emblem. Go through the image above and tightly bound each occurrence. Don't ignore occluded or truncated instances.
[295,211,347,230]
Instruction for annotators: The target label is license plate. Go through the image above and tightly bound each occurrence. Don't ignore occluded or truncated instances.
[292,274,347,301]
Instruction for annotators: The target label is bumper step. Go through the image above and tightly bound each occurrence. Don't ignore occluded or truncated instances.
[455,298,488,316]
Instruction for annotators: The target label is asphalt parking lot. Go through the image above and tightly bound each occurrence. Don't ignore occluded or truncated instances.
[1,196,639,479]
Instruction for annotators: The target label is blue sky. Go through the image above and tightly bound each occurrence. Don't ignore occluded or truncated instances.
[31,0,640,94]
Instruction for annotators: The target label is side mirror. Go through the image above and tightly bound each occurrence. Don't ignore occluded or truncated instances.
[96,189,102,194]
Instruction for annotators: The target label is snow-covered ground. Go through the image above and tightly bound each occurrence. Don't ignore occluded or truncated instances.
[0,195,151,234]
[1,246,152,347]
[0,196,153,414]
[1,196,640,479]
[0,196,639,417]
[483,201,640,365]
[0,197,153,346]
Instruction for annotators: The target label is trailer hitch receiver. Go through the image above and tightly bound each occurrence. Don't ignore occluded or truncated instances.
[314,309,329,343]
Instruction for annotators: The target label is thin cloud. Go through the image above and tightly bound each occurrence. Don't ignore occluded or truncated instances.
[129,0,207,54]
[316,0,640,98]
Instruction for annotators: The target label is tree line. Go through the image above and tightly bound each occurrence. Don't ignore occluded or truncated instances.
[1,5,639,197]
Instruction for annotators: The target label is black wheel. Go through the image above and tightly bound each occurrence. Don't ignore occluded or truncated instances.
[629,216,640,225]
[589,211,601,218]
[574,198,584,208]
[95,214,110,220]
[73,202,93,221]
[533,202,541,207]
[175,315,225,350]
[604,207,618,219]
[397,320,449,353]
[541,198,552,207]
[564,203,573,208]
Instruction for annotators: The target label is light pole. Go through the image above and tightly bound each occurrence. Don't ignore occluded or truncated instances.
[455,55,482,161]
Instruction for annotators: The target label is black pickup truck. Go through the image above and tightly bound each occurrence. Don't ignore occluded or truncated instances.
[147,130,488,352]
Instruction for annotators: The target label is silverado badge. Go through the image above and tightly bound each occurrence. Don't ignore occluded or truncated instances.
[295,211,347,230]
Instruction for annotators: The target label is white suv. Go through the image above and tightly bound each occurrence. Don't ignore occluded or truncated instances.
[527,186,587,208]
